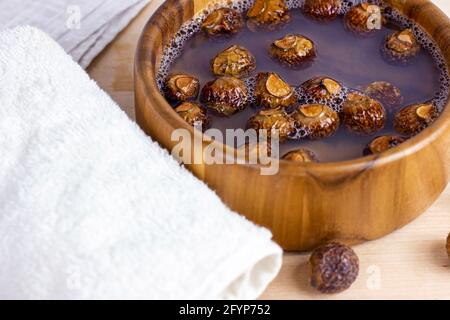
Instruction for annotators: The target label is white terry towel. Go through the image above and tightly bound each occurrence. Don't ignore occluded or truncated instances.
[0,26,282,300]
[0,0,150,68]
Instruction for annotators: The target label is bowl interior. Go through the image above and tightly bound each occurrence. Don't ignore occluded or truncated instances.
[136,0,450,173]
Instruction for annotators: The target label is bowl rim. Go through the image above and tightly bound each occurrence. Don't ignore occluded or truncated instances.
[135,0,450,175]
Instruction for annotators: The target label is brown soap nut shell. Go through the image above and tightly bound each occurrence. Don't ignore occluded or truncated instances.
[201,76,249,116]
[211,45,256,78]
[303,0,343,21]
[309,242,360,294]
[202,8,244,36]
[164,73,200,102]
[175,102,210,131]
[344,3,384,35]
[363,81,404,111]
[282,148,319,162]
[247,108,296,141]
[247,0,291,27]
[393,102,439,136]
[301,76,343,102]
[292,104,340,139]
[342,92,386,135]
[382,29,421,64]
[255,72,297,109]
[446,233,450,258]
[269,34,316,66]
[363,135,406,156]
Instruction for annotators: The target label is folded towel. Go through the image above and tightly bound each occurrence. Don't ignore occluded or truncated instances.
[0,0,151,68]
[0,26,282,300]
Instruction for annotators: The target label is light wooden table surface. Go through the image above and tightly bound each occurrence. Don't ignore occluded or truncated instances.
[87,1,450,300]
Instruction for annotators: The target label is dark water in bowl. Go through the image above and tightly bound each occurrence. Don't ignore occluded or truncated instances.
[162,5,447,162]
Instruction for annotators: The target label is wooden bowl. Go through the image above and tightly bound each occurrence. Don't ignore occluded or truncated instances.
[135,0,450,251]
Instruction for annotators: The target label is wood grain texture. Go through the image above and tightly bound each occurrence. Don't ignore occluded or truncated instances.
[88,0,450,299]
[134,0,450,251]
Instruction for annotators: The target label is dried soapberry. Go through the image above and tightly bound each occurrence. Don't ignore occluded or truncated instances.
[247,0,290,27]
[211,45,256,78]
[202,8,244,36]
[301,76,343,102]
[247,108,295,141]
[302,0,343,21]
[363,135,406,155]
[201,76,249,116]
[310,242,359,294]
[393,102,439,136]
[269,34,316,66]
[342,92,386,135]
[282,148,319,162]
[363,81,403,111]
[255,72,297,109]
[344,3,384,35]
[447,233,450,258]
[292,104,340,139]
[382,29,421,64]
[164,73,200,102]
[174,102,210,131]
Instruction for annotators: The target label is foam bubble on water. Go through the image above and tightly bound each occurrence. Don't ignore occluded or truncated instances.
[295,85,349,114]
[244,76,257,104]
[156,0,450,114]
